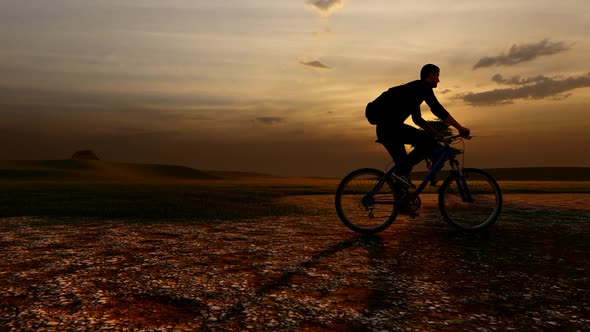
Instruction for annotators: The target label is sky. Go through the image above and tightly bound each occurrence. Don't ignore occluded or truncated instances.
[1,0,589,177]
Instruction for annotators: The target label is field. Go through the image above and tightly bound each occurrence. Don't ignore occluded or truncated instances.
[1,161,590,331]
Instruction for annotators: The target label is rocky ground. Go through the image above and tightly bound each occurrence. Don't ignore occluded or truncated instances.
[1,194,589,331]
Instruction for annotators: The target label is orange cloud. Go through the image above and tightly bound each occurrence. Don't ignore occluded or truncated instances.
[460,73,590,106]
[473,39,572,69]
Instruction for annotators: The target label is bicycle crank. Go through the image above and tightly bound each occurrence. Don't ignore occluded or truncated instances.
[402,193,421,214]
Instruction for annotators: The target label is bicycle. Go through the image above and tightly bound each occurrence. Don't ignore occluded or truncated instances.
[335,134,502,234]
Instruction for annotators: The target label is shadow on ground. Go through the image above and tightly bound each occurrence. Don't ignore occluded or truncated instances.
[1,194,589,331]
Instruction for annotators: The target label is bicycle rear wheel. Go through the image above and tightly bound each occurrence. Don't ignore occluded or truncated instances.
[335,168,397,234]
[438,168,502,231]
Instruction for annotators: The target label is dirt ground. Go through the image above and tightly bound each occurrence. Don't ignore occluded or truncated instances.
[1,194,589,331]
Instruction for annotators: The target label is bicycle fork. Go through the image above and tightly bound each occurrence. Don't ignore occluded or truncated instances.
[450,160,474,203]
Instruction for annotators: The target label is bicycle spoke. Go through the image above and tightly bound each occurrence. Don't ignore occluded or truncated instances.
[439,169,502,231]
[335,168,397,234]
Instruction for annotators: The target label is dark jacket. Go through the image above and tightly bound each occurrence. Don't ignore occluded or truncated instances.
[374,80,449,128]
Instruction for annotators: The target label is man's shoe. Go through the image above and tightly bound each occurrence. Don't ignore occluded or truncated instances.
[391,173,416,189]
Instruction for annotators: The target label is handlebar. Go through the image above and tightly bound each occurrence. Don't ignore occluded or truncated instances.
[439,134,472,144]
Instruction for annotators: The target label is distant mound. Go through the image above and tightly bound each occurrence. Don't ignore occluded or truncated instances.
[0,160,221,182]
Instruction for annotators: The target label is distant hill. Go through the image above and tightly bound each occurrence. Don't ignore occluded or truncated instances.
[413,167,590,181]
[0,160,221,182]
[1,161,589,182]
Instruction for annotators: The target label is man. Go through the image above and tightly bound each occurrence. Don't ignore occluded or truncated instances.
[369,64,470,188]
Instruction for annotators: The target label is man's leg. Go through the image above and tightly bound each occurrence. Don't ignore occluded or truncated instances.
[379,142,410,201]
[376,125,410,174]
[403,126,439,170]
[377,124,420,188]
[382,143,409,173]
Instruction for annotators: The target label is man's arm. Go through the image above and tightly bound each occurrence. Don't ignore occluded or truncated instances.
[444,114,470,137]
[422,83,470,137]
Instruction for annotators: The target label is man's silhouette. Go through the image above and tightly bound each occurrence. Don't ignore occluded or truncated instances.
[369,64,470,188]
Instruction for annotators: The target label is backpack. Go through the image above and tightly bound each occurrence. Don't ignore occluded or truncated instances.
[365,101,380,125]
[365,88,394,125]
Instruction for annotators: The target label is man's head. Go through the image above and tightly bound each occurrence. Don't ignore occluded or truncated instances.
[420,64,440,88]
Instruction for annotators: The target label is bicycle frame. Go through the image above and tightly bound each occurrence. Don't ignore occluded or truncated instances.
[368,135,472,206]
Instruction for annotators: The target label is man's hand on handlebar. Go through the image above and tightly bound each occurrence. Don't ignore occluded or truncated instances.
[458,127,471,138]
[437,130,473,144]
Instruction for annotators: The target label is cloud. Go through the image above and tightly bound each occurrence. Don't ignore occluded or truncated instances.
[299,60,331,69]
[306,0,343,16]
[491,74,549,85]
[473,39,572,70]
[459,73,590,106]
[255,117,285,125]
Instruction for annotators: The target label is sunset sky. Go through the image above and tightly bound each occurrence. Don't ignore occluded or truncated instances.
[1,0,589,177]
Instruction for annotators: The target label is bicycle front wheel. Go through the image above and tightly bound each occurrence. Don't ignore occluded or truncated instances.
[335,168,397,234]
[438,168,502,231]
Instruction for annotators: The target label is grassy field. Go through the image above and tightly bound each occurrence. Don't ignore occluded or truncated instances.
[0,160,331,221]
[1,160,589,222]
[0,181,326,222]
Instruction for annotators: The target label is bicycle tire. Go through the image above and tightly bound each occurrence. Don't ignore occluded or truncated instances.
[335,168,397,234]
[438,168,502,231]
